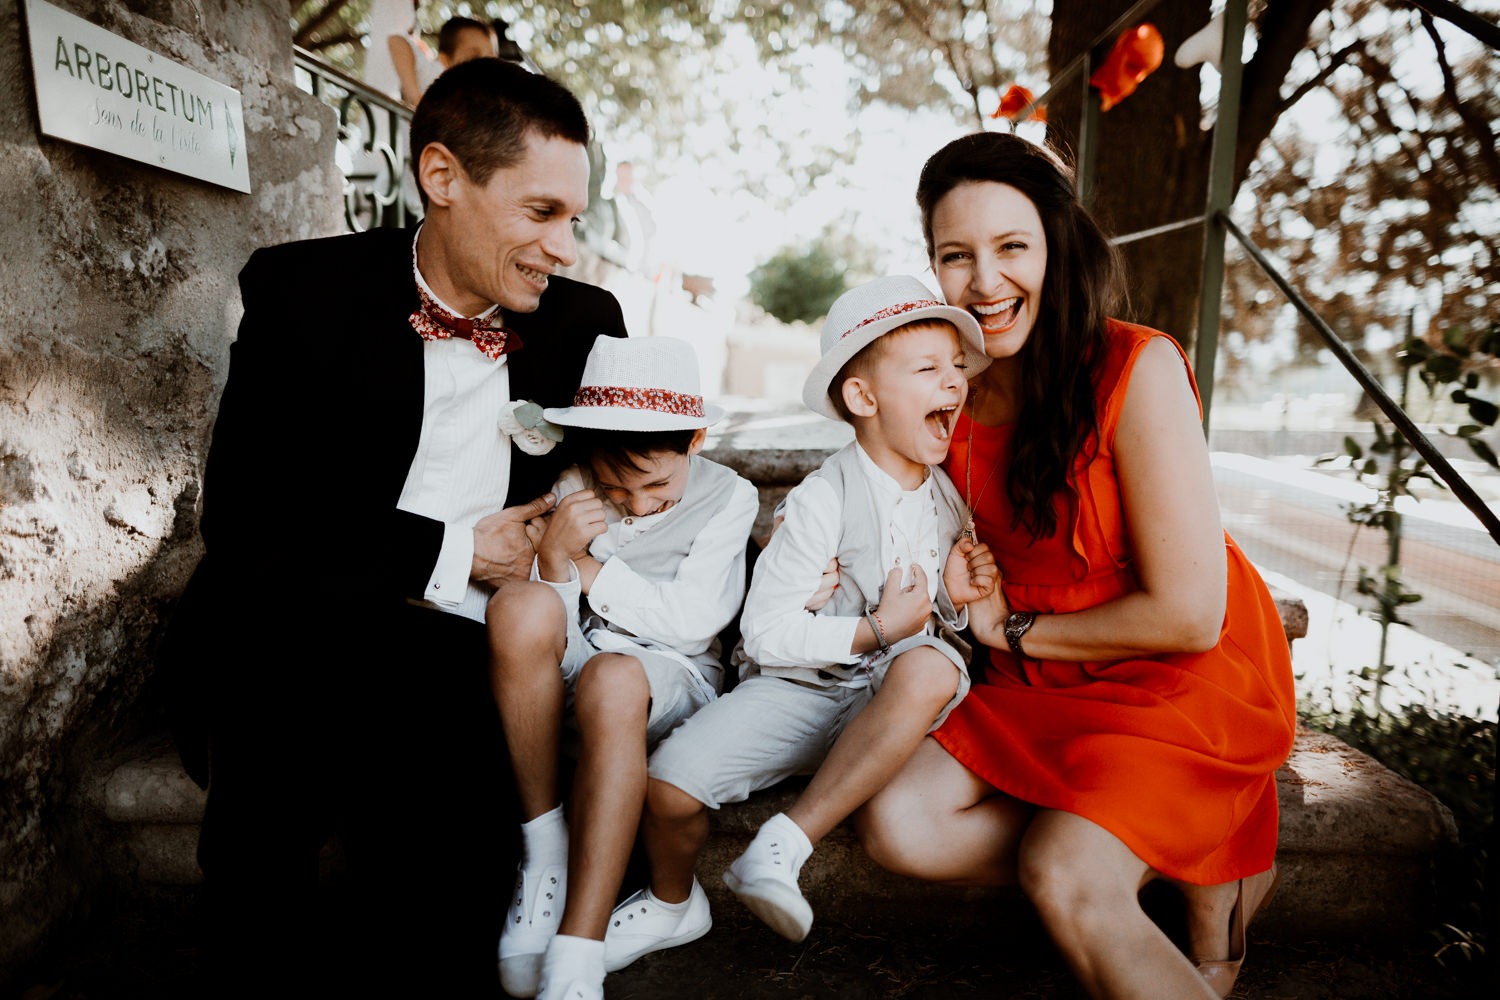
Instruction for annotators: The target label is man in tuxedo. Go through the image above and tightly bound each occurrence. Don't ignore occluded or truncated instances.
[162,58,628,994]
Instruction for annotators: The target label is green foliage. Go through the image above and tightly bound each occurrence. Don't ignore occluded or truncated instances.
[1300,699,1494,969]
[1402,321,1500,472]
[1316,322,1499,713]
[747,240,850,326]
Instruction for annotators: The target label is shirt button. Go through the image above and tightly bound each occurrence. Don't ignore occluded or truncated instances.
[433,582,441,590]
[599,603,609,613]
[624,517,634,525]
[930,549,938,557]
[894,556,902,565]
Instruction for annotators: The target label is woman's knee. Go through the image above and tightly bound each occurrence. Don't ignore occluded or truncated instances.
[1017,826,1133,931]
[853,785,931,877]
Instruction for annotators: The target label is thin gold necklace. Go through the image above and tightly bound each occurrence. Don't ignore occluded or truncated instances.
[962,382,1004,540]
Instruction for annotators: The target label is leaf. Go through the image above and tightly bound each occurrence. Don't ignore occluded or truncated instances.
[1343,436,1363,459]
[1401,336,1433,360]
[1468,438,1499,469]
[1466,397,1498,427]
[1425,355,1462,383]
[1442,325,1469,352]
[513,401,545,426]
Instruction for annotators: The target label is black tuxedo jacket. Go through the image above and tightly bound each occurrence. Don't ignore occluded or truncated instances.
[162,227,626,781]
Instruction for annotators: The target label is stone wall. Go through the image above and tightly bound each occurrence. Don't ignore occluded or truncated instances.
[0,0,343,982]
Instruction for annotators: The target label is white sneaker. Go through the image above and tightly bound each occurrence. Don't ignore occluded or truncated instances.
[603,879,712,972]
[536,978,603,1000]
[722,824,813,941]
[497,862,568,998]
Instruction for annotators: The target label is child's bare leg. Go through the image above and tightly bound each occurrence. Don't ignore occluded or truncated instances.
[487,582,570,998]
[594,776,714,976]
[558,652,652,940]
[726,647,957,941]
[641,778,711,903]
[536,652,652,998]
[485,581,568,820]
[787,646,957,842]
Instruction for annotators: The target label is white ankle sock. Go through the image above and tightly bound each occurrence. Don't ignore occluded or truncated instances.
[522,803,569,869]
[542,933,605,981]
[761,812,813,870]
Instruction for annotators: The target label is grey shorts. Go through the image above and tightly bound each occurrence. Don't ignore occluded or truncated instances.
[560,611,714,749]
[646,633,968,809]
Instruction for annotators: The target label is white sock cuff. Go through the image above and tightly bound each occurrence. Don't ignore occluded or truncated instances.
[544,933,605,970]
[644,885,691,911]
[765,812,813,864]
[521,803,568,866]
[522,803,567,834]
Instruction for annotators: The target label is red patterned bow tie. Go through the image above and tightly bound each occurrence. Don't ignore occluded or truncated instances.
[409,286,523,360]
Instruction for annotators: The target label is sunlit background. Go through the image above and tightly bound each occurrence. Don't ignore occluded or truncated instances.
[296,0,1500,722]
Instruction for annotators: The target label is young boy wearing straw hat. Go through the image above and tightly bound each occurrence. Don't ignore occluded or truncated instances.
[488,335,758,1000]
[605,275,999,967]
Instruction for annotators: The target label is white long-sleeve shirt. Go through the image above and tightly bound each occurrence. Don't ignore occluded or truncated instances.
[536,463,760,693]
[740,443,947,677]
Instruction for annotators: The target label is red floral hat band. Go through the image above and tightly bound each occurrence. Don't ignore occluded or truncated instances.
[842,299,945,339]
[570,384,706,418]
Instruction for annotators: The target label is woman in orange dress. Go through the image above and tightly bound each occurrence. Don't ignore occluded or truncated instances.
[854,131,1298,999]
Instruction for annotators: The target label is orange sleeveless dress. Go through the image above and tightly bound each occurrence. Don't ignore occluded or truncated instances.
[936,321,1297,884]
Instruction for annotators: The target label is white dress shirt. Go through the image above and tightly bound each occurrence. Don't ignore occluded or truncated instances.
[398,250,514,623]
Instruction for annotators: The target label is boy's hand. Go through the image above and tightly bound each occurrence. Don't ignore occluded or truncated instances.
[536,490,607,580]
[875,564,933,642]
[943,538,999,605]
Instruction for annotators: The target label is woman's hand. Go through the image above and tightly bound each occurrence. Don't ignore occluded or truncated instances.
[805,556,840,611]
[964,586,1011,649]
[771,510,842,612]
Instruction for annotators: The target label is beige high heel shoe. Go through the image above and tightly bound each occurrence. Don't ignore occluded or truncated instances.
[1195,862,1282,997]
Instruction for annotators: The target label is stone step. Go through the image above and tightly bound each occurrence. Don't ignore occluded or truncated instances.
[88,443,1455,941]
[90,723,1455,939]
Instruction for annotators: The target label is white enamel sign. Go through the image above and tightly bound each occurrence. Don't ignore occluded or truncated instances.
[24,0,251,193]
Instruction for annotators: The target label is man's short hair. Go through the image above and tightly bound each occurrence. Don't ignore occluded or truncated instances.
[409,58,590,194]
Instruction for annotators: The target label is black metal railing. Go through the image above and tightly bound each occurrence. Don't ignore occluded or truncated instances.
[293,45,417,232]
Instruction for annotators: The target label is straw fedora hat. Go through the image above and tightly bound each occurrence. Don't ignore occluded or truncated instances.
[801,275,990,421]
[544,335,725,430]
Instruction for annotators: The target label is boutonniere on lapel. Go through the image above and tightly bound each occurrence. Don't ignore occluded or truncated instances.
[499,400,564,456]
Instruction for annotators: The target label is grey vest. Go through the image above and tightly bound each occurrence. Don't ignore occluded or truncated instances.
[748,443,972,685]
[583,454,748,687]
